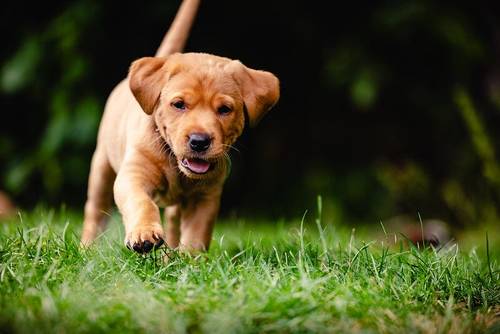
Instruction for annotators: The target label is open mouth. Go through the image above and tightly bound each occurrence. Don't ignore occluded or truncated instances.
[180,158,212,174]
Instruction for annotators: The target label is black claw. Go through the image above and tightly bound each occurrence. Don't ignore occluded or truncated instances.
[133,243,143,253]
[154,238,164,248]
[143,240,154,253]
[126,241,132,250]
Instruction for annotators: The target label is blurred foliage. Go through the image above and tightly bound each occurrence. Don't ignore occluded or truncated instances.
[0,0,499,228]
[1,0,102,201]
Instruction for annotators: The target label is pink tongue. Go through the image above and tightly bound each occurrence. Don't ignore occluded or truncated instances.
[184,158,210,174]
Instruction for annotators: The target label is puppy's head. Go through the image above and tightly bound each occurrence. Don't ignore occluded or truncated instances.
[128,53,279,179]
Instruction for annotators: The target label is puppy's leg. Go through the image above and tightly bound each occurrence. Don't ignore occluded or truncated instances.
[81,148,115,246]
[114,159,164,253]
[165,205,181,248]
[179,195,221,253]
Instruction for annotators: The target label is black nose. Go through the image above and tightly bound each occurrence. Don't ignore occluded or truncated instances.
[189,133,211,152]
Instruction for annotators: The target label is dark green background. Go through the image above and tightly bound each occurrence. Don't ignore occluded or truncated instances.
[1,0,499,227]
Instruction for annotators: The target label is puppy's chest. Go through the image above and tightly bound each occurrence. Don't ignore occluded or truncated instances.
[151,177,203,207]
[150,185,165,207]
[151,182,181,207]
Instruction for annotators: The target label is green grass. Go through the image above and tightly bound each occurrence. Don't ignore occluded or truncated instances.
[0,208,499,334]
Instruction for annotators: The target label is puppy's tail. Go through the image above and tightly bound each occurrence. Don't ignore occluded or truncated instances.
[155,0,201,57]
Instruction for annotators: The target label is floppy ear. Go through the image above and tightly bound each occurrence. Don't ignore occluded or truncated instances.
[230,61,280,127]
[128,57,168,115]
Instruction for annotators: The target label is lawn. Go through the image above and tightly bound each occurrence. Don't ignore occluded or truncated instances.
[0,207,499,333]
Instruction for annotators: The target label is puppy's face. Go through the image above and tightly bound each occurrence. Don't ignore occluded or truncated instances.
[129,53,279,179]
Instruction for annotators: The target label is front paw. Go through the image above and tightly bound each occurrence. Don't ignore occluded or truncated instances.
[125,223,164,253]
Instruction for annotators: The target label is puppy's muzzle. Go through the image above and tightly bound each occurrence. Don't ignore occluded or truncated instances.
[189,133,212,153]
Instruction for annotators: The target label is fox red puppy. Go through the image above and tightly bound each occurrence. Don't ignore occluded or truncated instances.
[81,0,280,253]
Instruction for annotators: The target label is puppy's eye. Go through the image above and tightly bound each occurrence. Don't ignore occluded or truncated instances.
[218,105,232,115]
[171,100,186,111]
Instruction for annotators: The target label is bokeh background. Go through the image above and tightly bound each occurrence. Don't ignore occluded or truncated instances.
[1,0,499,229]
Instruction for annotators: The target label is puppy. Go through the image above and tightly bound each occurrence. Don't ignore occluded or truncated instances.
[81,0,280,253]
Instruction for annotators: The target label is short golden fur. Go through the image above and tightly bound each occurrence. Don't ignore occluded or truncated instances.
[81,0,279,253]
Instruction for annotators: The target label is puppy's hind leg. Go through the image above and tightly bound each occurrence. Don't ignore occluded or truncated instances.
[81,148,115,246]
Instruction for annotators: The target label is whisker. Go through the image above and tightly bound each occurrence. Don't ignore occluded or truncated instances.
[221,143,241,154]
[151,133,164,144]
